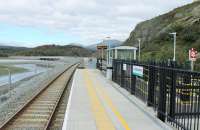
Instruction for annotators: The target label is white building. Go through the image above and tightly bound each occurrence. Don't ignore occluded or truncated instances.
[105,46,138,80]
[107,46,138,66]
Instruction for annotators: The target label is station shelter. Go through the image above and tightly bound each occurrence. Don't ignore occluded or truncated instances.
[96,45,108,70]
[107,46,138,67]
[106,46,138,79]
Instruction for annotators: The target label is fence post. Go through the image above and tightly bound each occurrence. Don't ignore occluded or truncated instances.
[112,60,115,81]
[121,60,124,88]
[96,59,98,69]
[131,61,136,94]
[100,59,103,71]
[169,65,176,121]
[157,67,167,122]
[147,65,155,106]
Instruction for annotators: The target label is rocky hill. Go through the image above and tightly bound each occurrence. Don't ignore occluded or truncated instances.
[124,1,200,64]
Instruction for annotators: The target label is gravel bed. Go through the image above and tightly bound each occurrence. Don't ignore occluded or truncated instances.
[0,59,78,126]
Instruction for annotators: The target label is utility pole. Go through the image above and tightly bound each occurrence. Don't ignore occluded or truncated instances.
[169,32,177,62]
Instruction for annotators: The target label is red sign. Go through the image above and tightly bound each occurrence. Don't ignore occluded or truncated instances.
[189,48,198,61]
[97,45,108,50]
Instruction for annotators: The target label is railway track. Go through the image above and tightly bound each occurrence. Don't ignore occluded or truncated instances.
[48,75,73,130]
[0,63,78,130]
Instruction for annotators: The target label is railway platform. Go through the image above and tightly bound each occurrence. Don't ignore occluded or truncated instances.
[62,67,173,130]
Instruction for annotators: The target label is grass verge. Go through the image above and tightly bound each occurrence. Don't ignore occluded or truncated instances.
[0,65,28,77]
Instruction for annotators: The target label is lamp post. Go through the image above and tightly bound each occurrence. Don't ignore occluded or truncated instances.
[102,39,105,60]
[105,36,112,80]
[4,68,11,98]
[169,32,177,62]
[106,36,111,49]
[105,36,111,66]
[138,38,141,61]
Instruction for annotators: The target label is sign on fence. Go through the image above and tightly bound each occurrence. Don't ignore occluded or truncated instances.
[189,48,198,61]
[133,65,143,77]
[123,64,127,70]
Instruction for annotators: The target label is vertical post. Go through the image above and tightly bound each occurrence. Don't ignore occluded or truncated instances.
[47,61,50,80]
[169,32,176,62]
[107,50,109,65]
[191,60,194,71]
[134,50,137,60]
[35,64,37,74]
[169,64,176,121]
[5,68,12,98]
[157,67,167,122]
[131,62,136,94]
[112,59,114,81]
[147,65,155,106]
[112,59,115,81]
[9,70,11,98]
[101,48,104,60]
[115,49,118,59]
[138,39,141,61]
[173,34,176,62]
[121,60,124,88]
[101,59,103,71]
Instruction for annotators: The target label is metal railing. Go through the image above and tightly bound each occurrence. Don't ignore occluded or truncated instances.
[112,59,200,130]
[96,58,107,71]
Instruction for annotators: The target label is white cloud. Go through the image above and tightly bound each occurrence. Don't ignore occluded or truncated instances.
[0,0,192,45]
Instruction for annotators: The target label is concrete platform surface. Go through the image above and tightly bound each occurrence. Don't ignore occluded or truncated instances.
[62,69,172,130]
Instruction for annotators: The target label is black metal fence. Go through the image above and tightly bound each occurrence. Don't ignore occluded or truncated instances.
[96,58,107,71]
[112,59,200,130]
[96,58,103,70]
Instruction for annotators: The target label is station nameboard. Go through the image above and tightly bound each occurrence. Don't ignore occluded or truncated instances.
[97,45,108,50]
[133,65,143,77]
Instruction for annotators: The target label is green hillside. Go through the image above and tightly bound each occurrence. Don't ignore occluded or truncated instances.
[0,46,29,57]
[124,1,200,66]
[15,45,93,57]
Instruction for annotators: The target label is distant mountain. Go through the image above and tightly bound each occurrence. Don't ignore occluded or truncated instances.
[0,45,29,57]
[0,45,28,49]
[15,44,93,57]
[86,40,122,51]
[0,44,93,57]
[68,43,84,47]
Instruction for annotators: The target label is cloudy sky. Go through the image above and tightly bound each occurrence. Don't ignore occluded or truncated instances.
[0,0,192,47]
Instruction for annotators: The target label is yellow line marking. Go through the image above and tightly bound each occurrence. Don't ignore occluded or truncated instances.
[89,70,132,130]
[83,70,116,130]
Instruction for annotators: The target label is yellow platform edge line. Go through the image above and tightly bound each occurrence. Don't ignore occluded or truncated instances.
[90,70,132,130]
[83,70,116,130]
